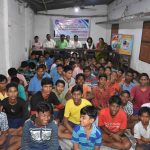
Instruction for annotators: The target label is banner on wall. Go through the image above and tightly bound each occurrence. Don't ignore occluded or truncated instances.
[111,34,134,55]
[53,18,90,39]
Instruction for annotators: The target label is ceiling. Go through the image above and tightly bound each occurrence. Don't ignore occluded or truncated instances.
[21,0,115,12]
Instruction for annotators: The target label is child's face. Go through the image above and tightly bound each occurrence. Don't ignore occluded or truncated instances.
[107,62,113,68]
[139,76,149,86]
[72,91,82,105]
[39,56,45,62]
[120,93,130,105]
[84,69,91,77]
[99,68,104,75]
[31,55,36,60]
[111,72,118,81]
[36,111,51,126]
[92,58,96,65]
[99,77,107,86]
[80,114,94,127]
[109,103,120,116]
[76,76,85,86]
[105,69,111,76]
[7,87,18,101]
[117,71,123,77]
[0,79,7,91]
[100,58,105,64]
[140,112,150,126]
[57,67,63,75]
[56,59,62,65]
[64,71,73,80]
[125,73,133,82]
[37,68,44,78]
[42,84,53,96]
[56,83,64,94]
[133,73,138,79]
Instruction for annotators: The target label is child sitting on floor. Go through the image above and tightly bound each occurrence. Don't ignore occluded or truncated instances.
[99,95,131,149]
[21,102,59,150]
[134,107,150,150]
[0,103,21,150]
[58,85,91,139]
[72,105,102,150]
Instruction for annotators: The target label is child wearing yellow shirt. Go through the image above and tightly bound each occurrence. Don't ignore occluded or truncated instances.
[58,85,91,139]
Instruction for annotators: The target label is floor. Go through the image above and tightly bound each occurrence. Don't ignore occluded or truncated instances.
[59,130,136,150]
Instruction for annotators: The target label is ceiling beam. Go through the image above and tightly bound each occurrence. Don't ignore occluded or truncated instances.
[37,12,107,18]
[42,0,47,11]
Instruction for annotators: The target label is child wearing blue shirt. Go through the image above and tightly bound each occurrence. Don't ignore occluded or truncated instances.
[72,106,102,150]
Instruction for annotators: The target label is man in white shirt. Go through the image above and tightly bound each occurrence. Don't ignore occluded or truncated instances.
[43,34,56,48]
[72,35,82,49]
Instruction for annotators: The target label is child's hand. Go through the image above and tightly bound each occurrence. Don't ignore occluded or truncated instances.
[111,133,122,142]
[141,136,150,143]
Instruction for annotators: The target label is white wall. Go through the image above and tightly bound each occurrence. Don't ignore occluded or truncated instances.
[0,0,10,75]
[0,0,34,75]
[107,0,150,76]
[8,0,34,68]
[34,5,108,44]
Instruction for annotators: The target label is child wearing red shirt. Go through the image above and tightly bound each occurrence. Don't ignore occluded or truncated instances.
[99,95,131,149]
[131,73,150,115]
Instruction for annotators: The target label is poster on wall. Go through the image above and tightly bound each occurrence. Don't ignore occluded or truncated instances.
[111,34,134,55]
[53,18,90,39]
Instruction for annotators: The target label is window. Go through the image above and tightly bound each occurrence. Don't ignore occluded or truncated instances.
[139,21,150,63]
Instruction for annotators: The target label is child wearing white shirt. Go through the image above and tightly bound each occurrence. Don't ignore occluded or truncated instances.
[134,107,150,150]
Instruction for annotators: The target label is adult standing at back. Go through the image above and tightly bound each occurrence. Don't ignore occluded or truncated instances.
[43,34,56,48]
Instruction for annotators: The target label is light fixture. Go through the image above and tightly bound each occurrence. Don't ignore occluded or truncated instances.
[74,7,79,13]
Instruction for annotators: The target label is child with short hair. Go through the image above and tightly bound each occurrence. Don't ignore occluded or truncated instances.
[58,85,91,139]
[131,73,150,116]
[99,95,131,149]
[53,79,66,122]
[120,90,133,116]
[92,74,110,109]
[120,90,135,130]
[134,107,150,150]
[0,103,21,149]
[21,102,59,150]
[60,65,75,95]
[72,105,102,150]
[53,79,66,105]
[0,74,8,101]
[1,83,26,128]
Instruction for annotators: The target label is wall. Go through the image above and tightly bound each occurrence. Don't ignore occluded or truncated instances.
[8,0,34,68]
[107,0,150,76]
[0,0,9,75]
[0,0,34,75]
[34,5,108,44]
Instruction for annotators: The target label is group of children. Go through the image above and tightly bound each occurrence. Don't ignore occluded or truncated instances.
[0,49,150,150]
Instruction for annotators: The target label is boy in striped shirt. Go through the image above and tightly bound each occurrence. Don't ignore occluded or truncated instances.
[72,106,102,150]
